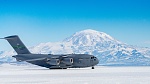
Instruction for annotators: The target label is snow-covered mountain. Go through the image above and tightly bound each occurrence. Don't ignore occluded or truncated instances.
[1,29,150,66]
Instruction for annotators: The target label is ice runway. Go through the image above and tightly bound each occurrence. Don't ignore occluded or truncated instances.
[0,64,150,84]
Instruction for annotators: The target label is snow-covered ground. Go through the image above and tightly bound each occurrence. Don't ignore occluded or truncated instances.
[0,64,150,84]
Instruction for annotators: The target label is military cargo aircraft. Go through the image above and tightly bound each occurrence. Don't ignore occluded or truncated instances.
[1,35,99,69]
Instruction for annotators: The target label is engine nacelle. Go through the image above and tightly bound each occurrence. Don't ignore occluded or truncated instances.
[62,58,73,65]
[46,59,60,65]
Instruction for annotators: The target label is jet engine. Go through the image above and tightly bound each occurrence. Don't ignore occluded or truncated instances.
[46,59,60,65]
[62,58,73,65]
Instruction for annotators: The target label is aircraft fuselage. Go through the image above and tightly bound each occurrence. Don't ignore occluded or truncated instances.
[13,54,99,69]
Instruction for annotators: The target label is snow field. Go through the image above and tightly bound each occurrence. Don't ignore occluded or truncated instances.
[0,64,150,84]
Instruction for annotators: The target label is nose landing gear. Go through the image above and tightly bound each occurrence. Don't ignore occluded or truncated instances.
[92,66,94,69]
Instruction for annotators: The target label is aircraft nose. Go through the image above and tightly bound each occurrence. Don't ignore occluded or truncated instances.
[95,58,99,65]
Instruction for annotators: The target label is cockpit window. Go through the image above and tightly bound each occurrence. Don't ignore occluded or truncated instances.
[91,56,97,60]
[91,56,94,59]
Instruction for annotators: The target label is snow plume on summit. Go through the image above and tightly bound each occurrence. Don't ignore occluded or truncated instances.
[1,29,150,66]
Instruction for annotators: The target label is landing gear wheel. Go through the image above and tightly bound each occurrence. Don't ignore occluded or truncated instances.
[92,66,94,69]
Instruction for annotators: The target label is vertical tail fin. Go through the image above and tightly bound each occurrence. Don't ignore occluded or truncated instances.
[3,35,31,54]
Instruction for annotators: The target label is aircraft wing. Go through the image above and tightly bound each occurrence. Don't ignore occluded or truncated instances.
[50,55,72,59]
[24,57,47,62]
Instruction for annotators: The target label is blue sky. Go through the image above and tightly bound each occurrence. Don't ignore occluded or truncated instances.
[0,0,150,51]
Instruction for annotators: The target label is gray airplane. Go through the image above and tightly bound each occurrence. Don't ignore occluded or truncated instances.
[1,35,99,69]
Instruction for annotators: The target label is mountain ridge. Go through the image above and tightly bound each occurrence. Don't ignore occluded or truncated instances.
[1,29,150,66]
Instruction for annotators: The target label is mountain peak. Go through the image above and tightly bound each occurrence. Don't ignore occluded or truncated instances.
[77,29,100,34]
[76,29,114,39]
[63,29,119,46]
